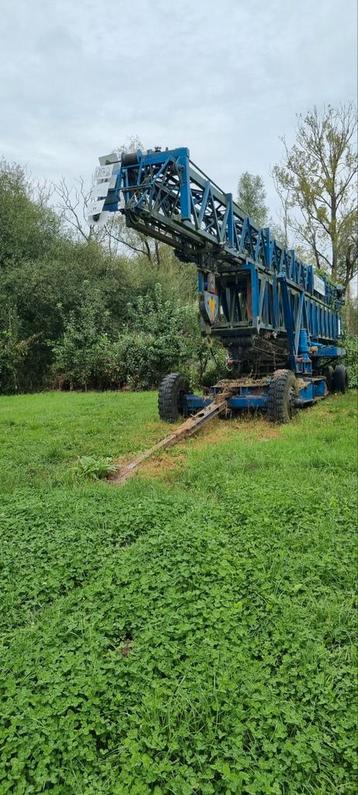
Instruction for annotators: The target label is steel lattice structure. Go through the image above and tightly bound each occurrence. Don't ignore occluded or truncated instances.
[88,146,346,418]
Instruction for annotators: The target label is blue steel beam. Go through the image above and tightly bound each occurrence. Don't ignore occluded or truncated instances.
[88,147,342,306]
[87,146,344,361]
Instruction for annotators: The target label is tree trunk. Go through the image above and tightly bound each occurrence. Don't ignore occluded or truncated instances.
[155,241,161,267]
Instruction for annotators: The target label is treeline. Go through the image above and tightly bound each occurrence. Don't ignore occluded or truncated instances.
[1,104,357,394]
[0,162,226,394]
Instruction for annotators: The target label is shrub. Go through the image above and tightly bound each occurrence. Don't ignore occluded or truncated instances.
[344,335,358,388]
[52,284,207,391]
[73,455,116,480]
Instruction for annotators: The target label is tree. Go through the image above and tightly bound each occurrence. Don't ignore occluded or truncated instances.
[55,176,101,244]
[0,308,39,393]
[347,298,358,335]
[273,104,358,290]
[272,168,292,249]
[0,157,203,393]
[55,136,162,266]
[237,172,269,228]
[0,160,60,267]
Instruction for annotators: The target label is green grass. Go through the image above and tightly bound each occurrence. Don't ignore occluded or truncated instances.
[0,391,357,794]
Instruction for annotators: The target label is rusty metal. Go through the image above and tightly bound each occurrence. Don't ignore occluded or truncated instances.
[111,391,230,486]
[215,377,271,389]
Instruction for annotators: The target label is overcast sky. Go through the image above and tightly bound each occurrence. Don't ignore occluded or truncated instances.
[1,0,356,218]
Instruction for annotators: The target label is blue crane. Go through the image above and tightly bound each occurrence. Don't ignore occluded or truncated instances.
[88,146,347,427]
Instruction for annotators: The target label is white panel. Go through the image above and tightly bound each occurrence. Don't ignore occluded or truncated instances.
[92,176,116,199]
[91,186,104,200]
[99,152,119,166]
[86,199,105,218]
[94,164,115,180]
[92,182,109,199]
[313,273,325,296]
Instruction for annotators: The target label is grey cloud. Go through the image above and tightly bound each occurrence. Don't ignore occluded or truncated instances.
[0,0,356,215]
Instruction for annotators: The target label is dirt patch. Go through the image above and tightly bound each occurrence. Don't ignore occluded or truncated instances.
[140,452,185,478]
[186,416,280,448]
[109,414,281,484]
[108,455,133,483]
[136,416,280,481]
[236,417,280,441]
[185,418,233,448]
[118,640,133,657]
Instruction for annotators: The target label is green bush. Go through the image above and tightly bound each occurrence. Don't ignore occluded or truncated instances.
[73,455,116,480]
[52,284,207,391]
[0,161,206,394]
[344,335,358,388]
[200,345,228,388]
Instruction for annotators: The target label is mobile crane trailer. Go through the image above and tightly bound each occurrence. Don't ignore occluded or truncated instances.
[88,146,347,435]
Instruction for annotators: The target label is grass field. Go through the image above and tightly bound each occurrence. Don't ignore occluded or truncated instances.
[0,390,357,795]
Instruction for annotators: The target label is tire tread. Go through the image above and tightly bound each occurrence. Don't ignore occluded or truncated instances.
[332,365,348,394]
[267,369,297,423]
[158,373,188,422]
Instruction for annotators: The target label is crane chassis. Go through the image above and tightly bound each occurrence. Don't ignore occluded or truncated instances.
[88,146,347,426]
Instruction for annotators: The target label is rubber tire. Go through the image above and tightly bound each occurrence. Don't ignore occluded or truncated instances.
[267,369,298,424]
[323,365,334,393]
[332,365,348,394]
[158,373,189,422]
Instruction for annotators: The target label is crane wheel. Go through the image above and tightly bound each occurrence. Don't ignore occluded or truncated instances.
[158,373,189,422]
[332,365,348,394]
[267,369,298,423]
[323,365,334,392]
